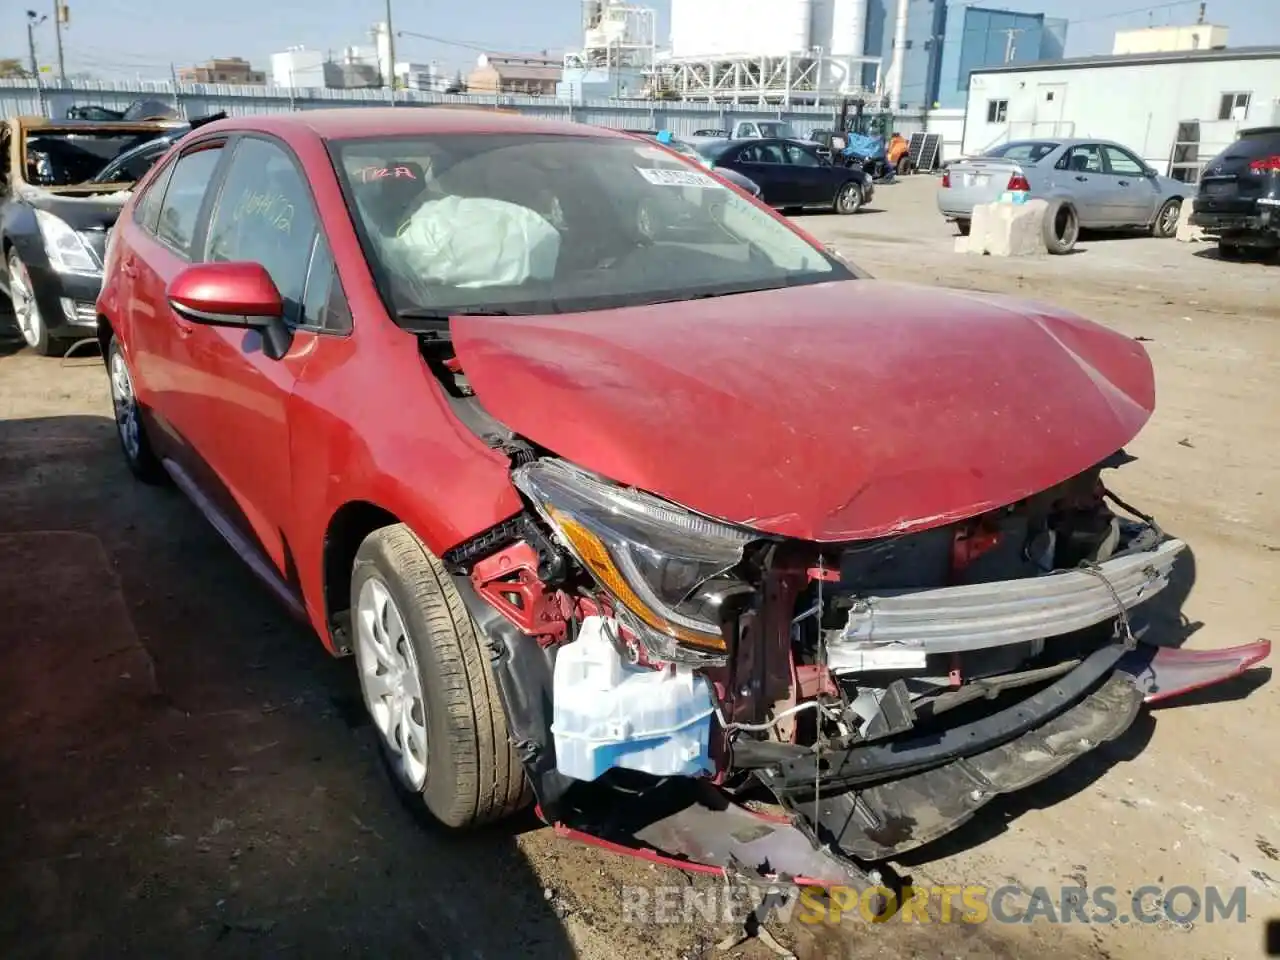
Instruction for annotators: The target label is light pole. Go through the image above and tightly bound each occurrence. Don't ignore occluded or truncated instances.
[52,0,67,85]
[384,0,397,94]
[26,10,47,79]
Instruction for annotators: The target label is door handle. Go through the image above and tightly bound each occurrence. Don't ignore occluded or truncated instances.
[1118,180,1130,186]
[1074,175,1088,181]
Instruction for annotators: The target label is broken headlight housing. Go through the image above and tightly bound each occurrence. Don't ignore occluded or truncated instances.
[513,458,754,664]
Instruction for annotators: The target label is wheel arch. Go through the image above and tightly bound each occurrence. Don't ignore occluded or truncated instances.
[322,500,403,656]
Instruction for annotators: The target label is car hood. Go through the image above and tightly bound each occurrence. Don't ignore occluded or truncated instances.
[16,184,130,231]
[450,279,1156,542]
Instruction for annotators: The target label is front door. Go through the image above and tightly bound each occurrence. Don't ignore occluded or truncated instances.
[1101,143,1161,225]
[782,142,832,205]
[180,134,328,576]
[733,141,795,206]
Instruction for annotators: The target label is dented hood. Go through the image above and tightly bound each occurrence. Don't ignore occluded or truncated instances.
[450,279,1156,542]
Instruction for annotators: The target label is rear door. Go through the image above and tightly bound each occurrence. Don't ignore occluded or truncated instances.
[731,141,793,205]
[126,138,229,459]
[1198,129,1280,216]
[1054,143,1117,226]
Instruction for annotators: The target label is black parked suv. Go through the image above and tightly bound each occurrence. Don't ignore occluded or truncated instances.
[1190,126,1280,260]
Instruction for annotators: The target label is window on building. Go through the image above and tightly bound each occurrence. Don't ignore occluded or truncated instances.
[1218,92,1251,121]
[986,99,1009,124]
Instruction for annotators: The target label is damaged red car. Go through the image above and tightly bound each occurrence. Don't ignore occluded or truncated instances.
[96,108,1269,891]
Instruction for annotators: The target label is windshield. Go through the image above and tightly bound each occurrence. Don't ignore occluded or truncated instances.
[758,122,796,139]
[333,134,848,319]
[23,129,169,186]
[986,141,1059,163]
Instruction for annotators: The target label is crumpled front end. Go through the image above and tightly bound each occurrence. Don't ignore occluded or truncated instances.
[446,450,1269,886]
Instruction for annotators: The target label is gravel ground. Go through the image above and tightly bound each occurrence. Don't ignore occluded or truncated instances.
[0,175,1275,959]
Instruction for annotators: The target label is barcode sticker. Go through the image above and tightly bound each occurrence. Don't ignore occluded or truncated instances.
[636,167,723,188]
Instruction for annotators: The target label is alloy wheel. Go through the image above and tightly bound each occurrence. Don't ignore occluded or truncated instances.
[8,254,44,349]
[109,348,142,463]
[356,577,429,790]
[838,183,862,214]
[1160,200,1181,236]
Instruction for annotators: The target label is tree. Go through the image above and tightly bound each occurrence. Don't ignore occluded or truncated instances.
[0,58,32,79]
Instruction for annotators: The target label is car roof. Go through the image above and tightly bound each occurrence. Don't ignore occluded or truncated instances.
[197,107,624,143]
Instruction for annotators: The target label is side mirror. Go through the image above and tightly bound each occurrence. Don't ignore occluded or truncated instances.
[1144,166,1158,178]
[167,261,292,360]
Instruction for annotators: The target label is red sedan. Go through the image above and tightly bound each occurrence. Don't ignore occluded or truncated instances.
[96,108,1268,888]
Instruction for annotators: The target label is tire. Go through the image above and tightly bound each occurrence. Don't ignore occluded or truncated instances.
[835,181,863,215]
[896,157,913,177]
[7,249,62,357]
[106,336,167,484]
[1042,199,1080,255]
[1218,241,1243,260]
[351,524,530,829]
[955,219,971,237]
[1151,198,1181,239]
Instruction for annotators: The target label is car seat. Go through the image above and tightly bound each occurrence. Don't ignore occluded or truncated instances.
[1071,153,1091,172]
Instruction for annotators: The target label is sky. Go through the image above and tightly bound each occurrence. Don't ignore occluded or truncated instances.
[11,0,1280,81]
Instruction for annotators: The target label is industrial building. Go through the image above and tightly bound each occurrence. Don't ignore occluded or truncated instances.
[959,45,1280,181]
[271,25,446,91]
[653,0,1065,108]
[560,1,657,99]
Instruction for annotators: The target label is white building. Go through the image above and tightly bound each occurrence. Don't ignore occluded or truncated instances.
[271,47,336,88]
[960,45,1280,182]
[1113,24,1229,55]
[661,0,886,105]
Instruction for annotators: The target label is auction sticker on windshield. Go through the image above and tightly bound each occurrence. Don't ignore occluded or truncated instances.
[636,167,724,188]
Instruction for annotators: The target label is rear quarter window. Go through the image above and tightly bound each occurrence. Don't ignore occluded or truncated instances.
[132,155,178,235]
[155,145,224,256]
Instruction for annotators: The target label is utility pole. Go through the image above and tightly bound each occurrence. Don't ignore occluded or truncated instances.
[52,0,66,85]
[26,11,46,78]
[384,0,397,100]
[1002,27,1024,64]
[1197,2,1206,24]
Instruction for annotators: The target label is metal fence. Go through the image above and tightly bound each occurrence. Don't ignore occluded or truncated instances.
[0,78,931,140]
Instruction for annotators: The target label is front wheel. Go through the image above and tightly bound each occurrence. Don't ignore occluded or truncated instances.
[1151,198,1181,238]
[7,249,61,356]
[835,182,863,215]
[351,524,530,828]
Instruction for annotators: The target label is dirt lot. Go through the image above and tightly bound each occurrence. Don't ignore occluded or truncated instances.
[1,175,1276,960]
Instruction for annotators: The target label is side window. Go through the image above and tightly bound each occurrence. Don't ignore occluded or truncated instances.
[1056,144,1103,174]
[1102,145,1145,176]
[155,145,224,255]
[131,154,176,234]
[204,137,319,325]
[300,234,352,334]
[784,144,822,167]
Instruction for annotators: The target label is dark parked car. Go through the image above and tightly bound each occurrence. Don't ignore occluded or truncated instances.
[695,137,873,213]
[0,115,176,354]
[95,107,1267,889]
[636,132,761,197]
[1190,126,1280,260]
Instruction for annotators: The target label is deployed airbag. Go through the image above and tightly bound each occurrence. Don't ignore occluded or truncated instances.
[386,196,560,288]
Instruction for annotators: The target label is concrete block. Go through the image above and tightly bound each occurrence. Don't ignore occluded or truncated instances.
[961,199,1048,257]
[1175,198,1205,242]
[954,235,972,254]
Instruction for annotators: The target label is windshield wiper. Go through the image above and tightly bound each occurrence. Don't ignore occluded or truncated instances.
[396,307,517,320]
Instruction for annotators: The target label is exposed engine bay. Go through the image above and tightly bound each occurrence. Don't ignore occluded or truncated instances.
[425,330,1269,891]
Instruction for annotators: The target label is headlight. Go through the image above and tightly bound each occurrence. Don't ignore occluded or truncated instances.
[513,459,755,662]
[34,209,102,275]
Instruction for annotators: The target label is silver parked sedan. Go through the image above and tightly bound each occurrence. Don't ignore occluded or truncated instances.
[937,138,1187,240]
